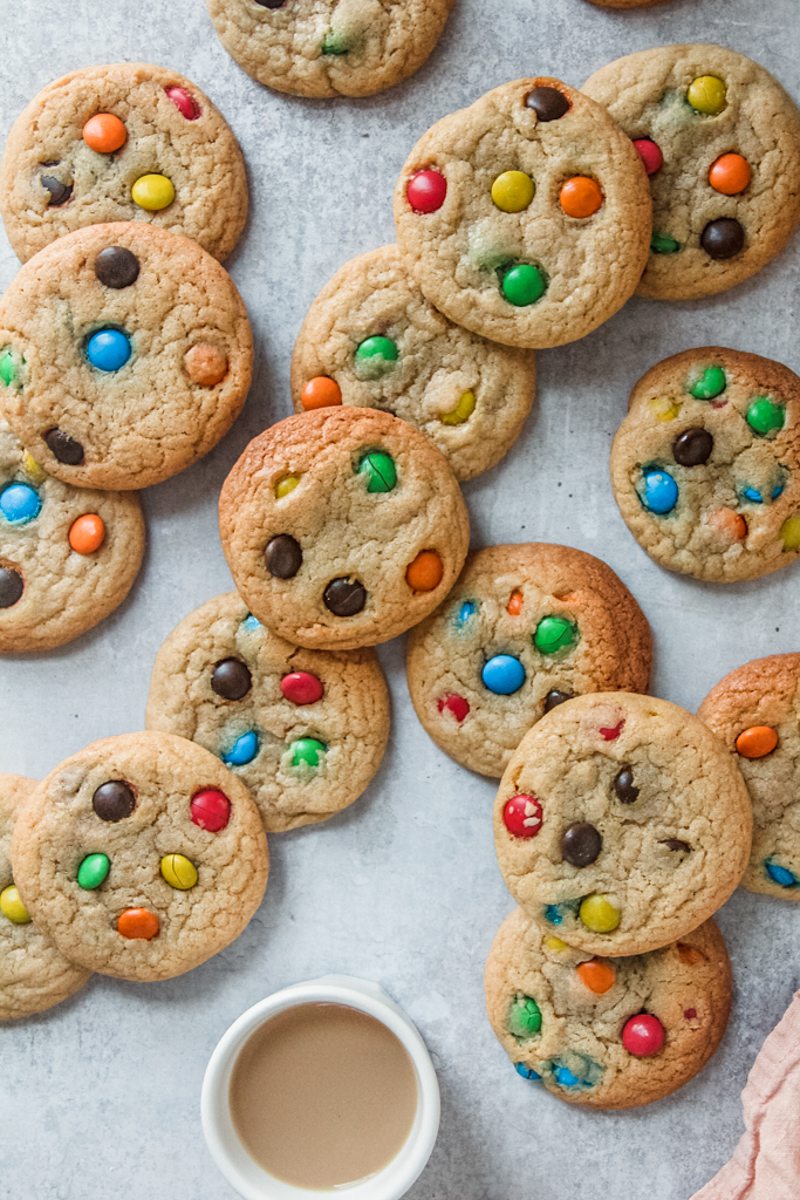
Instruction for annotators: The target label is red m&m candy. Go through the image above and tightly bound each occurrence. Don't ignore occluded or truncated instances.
[190,788,231,832]
[622,1013,666,1057]
[280,671,324,705]
[633,137,663,176]
[437,693,470,723]
[407,169,447,214]
[165,85,201,120]
[503,794,543,838]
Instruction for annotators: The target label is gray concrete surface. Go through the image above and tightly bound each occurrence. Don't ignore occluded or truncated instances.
[1,1,799,1197]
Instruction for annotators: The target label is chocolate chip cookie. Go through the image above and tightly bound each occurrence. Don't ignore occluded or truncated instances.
[485,908,731,1109]
[11,733,268,982]
[206,0,453,99]
[406,544,652,778]
[493,693,752,957]
[219,407,470,651]
[0,222,253,491]
[699,654,800,902]
[0,774,89,1020]
[393,78,651,349]
[0,63,247,263]
[146,592,391,833]
[583,45,800,300]
[0,417,145,653]
[610,348,800,583]
[291,245,536,481]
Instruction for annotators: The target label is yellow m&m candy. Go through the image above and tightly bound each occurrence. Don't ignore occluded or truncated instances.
[160,853,198,891]
[687,76,727,116]
[275,474,301,499]
[441,390,476,426]
[781,516,800,551]
[579,894,620,933]
[491,170,535,213]
[0,884,31,924]
[131,174,175,212]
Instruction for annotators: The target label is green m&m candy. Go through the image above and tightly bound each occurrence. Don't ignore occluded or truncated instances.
[500,263,547,307]
[77,852,110,891]
[508,994,542,1039]
[357,450,397,493]
[689,365,726,400]
[291,737,328,769]
[354,335,398,377]
[322,30,350,55]
[534,615,578,655]
[0,350,17,387]
[651,232,681,255]
[746,396,785,436]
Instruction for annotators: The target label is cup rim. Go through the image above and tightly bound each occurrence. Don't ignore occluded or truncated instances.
[201,975,441,1200]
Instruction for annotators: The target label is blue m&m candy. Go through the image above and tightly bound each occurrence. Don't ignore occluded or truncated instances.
[765,860,798,888]
[553,1064,581,1088]
[86,328,132,372]
[482,653,526,695]
[515,1062,541,1081]
[454,599,477,629]
[639,466,678,514]
[222,730,259,766]
[0,481,41,525]
[741,480,785,504]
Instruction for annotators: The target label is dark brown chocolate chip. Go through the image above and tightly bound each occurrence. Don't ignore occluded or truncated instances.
[661,838,691,852]
[95,246,140,289]
[255,0,285,6]
[44,427,84,465]
[701,218,744,260]
[673,427,713,467]
[544,688,573,712]
[525,86,569,122]
[211,657,252,700]
[265,534,302,579]
[0,567,23,608]
[613,766,639,804]
[40,174,72,206]
[92,780,136,821]
[323,577,367,617]
[561,822,602,867]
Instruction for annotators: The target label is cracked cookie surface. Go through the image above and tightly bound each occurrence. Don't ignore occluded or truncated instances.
[206,0,453,99]
[406,543,652,778]
[493,692,752,956]
[219,406,470,651]
[485,908,731,1109]
[0,774,89,1021]
[0,222,252,491]
[0,417,145,652]
[11,732,268,982]
[699,654,800,902]
[146,592,390,833]
[291,245,536,481]
[583,45,800,300]
[0,63,248,263]
[393,77,651,349]
[611,348,800,583]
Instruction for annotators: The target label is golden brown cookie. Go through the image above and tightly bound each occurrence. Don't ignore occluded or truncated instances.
[485,908,731,1109]
[406,544,652,778]
[219,407,470,651]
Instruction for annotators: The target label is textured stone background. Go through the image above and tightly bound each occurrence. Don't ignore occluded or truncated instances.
[1,1,799,1197]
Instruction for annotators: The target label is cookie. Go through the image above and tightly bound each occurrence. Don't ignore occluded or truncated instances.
[206,0,453,99]
[0,775,89,1021]
[493,693,752,957]
[610,348,800,584]
[485,908,731,1109]
[0,63,247,263]
[290,246,536,481]
[0,222,253,491]
[219,407,470,651]
[583,45,800,300]
[145,592,391,833]
[406,544,652,778]
[0,417,145,653]
[11,733,268,982]
[698,655,800,901]
[392,78,651,349]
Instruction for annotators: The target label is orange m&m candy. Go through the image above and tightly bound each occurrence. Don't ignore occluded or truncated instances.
[68,513,106,555]
[406,549,444,592]
[117,907,160,940]
[707,507,747,542]
[735,725,779,759]
[708,153,751,196]
[507,589,524,615]
[83,113,127,154]
[576,959,616,995]
[559,176,603,219]
[301,376,342,410]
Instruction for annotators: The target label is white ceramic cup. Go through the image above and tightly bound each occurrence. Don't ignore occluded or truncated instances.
[201,975,441,1200]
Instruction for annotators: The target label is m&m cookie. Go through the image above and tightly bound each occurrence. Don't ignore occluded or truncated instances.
[0,775,90,1020]
[219,407,470,651]
[610,348,800,583]
[0,417,144,652]
[206,0,453,99]
[10,733,268,982]
[0,63,247,263]
[699,655,800,902]
[493,693,752,957]
[291,245,536,481]
[0,223,252,490]
[146,592,391,833]
[393,78,651,349]
[583,45,800,300]
[485,908,731,1109]
[406,544,652,778]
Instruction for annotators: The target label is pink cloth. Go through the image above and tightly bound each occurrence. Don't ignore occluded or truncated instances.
[692,992,800,1200]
